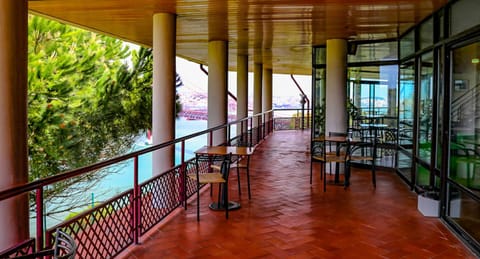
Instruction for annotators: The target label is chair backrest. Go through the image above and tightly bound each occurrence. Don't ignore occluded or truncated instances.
[10,228,76,259]
[347,140,377,160]
[54,228,77,259]
[194,153,232,180]
[219,153,232,180]
[329,131,347,137]
[384,128,397,143]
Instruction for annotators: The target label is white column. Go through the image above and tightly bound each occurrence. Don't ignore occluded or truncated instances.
[253,63,263,127]
[152,13,176,175]
[326,39,348,134]
[262,67,273,129]
[208,40,228,146]
[262,67,273,112]
[237,54,248,136]
[0,0,29,250]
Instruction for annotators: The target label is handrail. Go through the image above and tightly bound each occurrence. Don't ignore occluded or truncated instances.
[452,83,480,111]
[200,64,237,101]
[290,75,310,129]
[0,111,270,201]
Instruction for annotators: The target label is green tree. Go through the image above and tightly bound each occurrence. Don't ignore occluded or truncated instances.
[27,15,183,215]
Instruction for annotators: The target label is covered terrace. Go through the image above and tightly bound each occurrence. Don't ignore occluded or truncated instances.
[121,130,474,258]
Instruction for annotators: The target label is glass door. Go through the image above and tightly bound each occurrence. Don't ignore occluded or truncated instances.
[398,61,415,183]
[446,39,480,249]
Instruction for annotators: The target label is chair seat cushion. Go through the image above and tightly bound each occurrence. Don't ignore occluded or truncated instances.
[312,154,345,163]
[188,173,226,184]
[349,155,374,161]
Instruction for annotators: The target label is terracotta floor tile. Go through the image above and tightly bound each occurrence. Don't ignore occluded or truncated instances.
[120,130,477,259]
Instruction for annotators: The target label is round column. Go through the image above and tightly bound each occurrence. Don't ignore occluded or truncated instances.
[152,13,176,175]
[262,67,273,112]
[0,0,29,250]
[236,54,248,136]
[326,39,348,134]
[262,67,273,129]
[208,40,228,146]
[253,63,263,127]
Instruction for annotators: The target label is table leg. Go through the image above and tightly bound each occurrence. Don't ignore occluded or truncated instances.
[208,183,241,211]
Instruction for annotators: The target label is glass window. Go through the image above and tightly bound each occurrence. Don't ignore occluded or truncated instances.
[347,41,398,63]
[438,11,445,41]
[419,17,434,50]
[418,52,434,164]
[314,46,326,65]
[398,149,413,183]
[399,61,415,150]
[451,0,480,36]
[446,185,480,242]
[436,47,444,170]
[416,164,438,188]
[312,67,326,138]
[400,30,415,59]
[450,41,480,193]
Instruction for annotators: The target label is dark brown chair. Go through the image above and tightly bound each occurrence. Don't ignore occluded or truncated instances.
[188,153,232,221]
[310,137,348,192]
[345,139,377,188]
[12,228,76,259]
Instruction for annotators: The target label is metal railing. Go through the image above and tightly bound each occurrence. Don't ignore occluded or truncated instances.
[0,110,283,258]
[273,108,311,130]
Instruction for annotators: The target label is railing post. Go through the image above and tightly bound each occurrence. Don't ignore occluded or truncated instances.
[36,187,44,252]
[133,156,139,244]
[270,111,273,134]
[301,102,305,130]
[180,140,187,209]
[249,117,253,145]
[209,131,213,146]
[257,115,261,143]
[227,124,231,145]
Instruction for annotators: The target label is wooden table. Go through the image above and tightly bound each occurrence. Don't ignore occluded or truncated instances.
[194,146,254,210]
[195,146,254,157]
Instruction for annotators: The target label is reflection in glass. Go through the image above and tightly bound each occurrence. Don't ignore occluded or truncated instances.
[312,47,327,139]
[418,52,434,164]
[398,149,413,183]
[447,184,480,243]
[347,66,398,126]
[399,62,415,149]
[347,41,398,63]
[450,41,480,192]
[419,17,434,50]
[400,30,415,59]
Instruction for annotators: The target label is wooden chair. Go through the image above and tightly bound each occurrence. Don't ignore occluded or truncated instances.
[231,150,253,199]
[188,153,232,221]
[310,137,348,192]
[13,228,76,259]
[327,131,347,174]
[345,139,377,188]
[379,128,397,167]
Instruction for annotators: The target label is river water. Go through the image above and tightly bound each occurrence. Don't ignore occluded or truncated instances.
[40,117,210,230]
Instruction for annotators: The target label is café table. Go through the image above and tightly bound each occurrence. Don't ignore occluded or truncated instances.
[194,145,254,211]
[312,136,360,184]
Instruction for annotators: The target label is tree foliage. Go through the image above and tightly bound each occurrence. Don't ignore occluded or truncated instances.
[27,15,182,215]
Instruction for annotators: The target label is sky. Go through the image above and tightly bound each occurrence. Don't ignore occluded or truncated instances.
[124,42,312,101]
[175,57,312,100]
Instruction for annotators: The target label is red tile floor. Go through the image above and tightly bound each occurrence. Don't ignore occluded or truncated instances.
[121,130,477,258]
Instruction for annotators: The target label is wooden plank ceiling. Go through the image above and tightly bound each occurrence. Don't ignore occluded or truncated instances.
[28,0,448,75]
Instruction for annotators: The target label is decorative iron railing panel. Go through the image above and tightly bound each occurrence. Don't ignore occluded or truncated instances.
[47,190,134,259]
[183,158,211,201]
[0,238,35,258]
[140,167,183,235]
